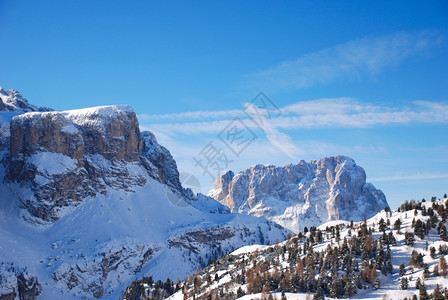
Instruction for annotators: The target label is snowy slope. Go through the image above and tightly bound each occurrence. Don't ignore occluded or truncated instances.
[0,171,286,299]
[163,196,448,300]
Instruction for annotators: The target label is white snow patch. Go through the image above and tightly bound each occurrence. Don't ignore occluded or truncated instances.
[317,220,350,230]
[231,244,268,256]
[28,152,78,176]
[63,105,134,119]
[61,124,79,134]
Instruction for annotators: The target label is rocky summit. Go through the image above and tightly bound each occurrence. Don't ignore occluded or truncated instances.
[208,156,388,233]
[3,104,194,223]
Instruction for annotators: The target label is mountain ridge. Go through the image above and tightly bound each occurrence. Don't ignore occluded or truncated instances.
[209,156,388,233]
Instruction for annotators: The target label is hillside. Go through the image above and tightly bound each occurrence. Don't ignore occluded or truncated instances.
[123,195,448,300]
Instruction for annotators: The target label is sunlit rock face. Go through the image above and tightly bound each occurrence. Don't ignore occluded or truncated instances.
[209,155,388,233]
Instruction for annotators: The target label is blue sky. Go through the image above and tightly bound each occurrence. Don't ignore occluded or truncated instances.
[1,0,447,208]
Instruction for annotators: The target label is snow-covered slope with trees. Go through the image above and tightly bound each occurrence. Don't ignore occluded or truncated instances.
[0,87,288,299]
[208,157,388,233]
[128,195,448,300]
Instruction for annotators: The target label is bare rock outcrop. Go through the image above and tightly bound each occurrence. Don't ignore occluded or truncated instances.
[0,99,6,112]
[141,131,193,200]
[5,106,151,223]
[209,156,388,233]
[3,103,193,223]
[0,264,42,300]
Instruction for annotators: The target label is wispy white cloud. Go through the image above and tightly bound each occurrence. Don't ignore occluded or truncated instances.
[370,173,448,182]
[283,98,377,115]
[246,31,444,91]
[263,122,301,158]
[270,100,448,129]
[139,97,448,160]
[141,98,448,134]
[138,109,244,122]
[142,119,241,135]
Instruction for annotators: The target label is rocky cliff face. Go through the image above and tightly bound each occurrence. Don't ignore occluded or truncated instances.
[142,131,192,200]
[0,86,43,154]
[209,156,388,233]
[0,264,42,300]
[3,105,192,223]
[5,106,144,223]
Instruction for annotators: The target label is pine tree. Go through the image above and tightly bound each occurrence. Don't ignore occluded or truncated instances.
[440,225,448,241]
[405,232,415,246]
[394,219,401,233]
[313,287,325,300]
[440,256,447,278]
[423,264,430,278]
[236,287,245,298]
[419,281,429,300]
[344,278,357,298]
[373,277,380,290]
[280,271,291,292]
[410,251,424,268]
[413,219,426,239]
[261,286,272,300]
[383,246,392,274]
[400,277,408,290]
[378,218,387,232]
[336,226,341,243]
[415,278,422,289]
[432,284,444,300]
[399,263,406,276]
[430,247,436,259]
[329,276,339,298]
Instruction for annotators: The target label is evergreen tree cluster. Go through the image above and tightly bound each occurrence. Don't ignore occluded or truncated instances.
[122,276,179,300]
[175,220,398,299]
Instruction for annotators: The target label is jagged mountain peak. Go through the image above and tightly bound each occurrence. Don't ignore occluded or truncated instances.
[209,155,388,233]
[0,86,45,113]
[0,87,53,130]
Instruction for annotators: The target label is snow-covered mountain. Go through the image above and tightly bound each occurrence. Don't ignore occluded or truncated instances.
[0,87,288,299]
[208,156,388,233]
